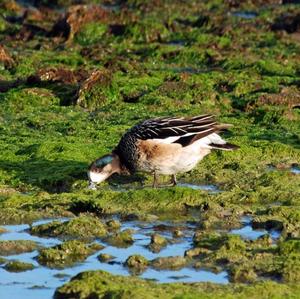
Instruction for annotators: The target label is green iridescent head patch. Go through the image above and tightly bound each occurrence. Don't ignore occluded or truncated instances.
[95,155,113,168]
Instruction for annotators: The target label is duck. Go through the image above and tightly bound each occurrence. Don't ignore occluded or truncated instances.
[88,114,238,189]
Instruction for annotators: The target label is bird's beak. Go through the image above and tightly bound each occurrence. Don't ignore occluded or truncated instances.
[88,181,97,190]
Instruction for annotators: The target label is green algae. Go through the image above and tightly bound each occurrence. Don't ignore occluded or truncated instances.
[4,260,35,272]
[0,0,299,296]
[147,233,168,253]
[54,270,300,299]
[151,256,188,270]
[103,229,134,248]
[97,253,114,263]
[37,240,102,269]
[125,255,148,274]
[30,215,108,241]
[75,23,108,46]
[0,240,38,256]
[106,219,121,230]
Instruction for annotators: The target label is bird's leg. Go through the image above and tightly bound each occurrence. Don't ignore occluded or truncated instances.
[171,174,177,186]
[152,172,158,188]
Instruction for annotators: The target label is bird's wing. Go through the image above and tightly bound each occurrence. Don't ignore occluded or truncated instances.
[130,114,218,145]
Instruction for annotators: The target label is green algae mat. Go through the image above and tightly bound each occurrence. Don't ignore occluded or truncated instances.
[0,0,300,298]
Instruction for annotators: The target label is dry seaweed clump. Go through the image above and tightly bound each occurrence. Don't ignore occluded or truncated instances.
[30,215,108,241]
[37,240,102,268]
[0,240,38,256]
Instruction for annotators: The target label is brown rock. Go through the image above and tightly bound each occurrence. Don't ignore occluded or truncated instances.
[0,45,14,69]
[51,5,109,41]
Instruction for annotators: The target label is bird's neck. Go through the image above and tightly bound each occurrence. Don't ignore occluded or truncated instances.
[110,153,129,175]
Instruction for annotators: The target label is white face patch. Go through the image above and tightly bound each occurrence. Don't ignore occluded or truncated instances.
[88,171,109,183]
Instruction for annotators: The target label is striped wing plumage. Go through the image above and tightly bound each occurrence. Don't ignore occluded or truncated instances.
[130,114,218,146]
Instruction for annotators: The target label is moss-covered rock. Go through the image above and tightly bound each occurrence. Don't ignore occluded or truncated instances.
[0,257,6,264]
[125,255,148,274]
[97,253,115,263]
[0,240,38,256]
[151,256,187,270]
[104,229,134,248]
[4,260,35,272]
[37,240,101,268]
[147,233,167,253]
[55,270,300,299]
[30,215,107,241]
[106,219,121,230]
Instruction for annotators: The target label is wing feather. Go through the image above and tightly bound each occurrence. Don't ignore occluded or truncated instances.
[129,114,219,145]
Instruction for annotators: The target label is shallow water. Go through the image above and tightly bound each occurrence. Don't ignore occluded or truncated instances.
[230,216,281,241]
[291,166,300,174]
[110,182,220,193]
[267,165,300,175]
[0,215,281,299]
[177,183,219,192]
[231,11,257,19]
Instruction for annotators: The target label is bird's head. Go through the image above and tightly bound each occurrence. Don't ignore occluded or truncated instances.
[88,153,121,189]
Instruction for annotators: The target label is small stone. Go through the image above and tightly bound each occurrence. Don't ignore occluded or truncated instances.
[184,247,209,258]
[173,230,183,238]
[0,227,8,234]
[147,233,167,253]
[97,253,115,262]
[106,219,121,230]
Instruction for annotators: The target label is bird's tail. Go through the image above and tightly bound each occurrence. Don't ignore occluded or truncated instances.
[210,143,239,151]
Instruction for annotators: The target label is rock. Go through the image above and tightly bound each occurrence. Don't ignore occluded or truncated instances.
[97,253,115,262]
[151,256,187,270]
[38,240,100,268]
[229,266,257,283]
[0,45,14,69]
[173,229,183,238]
[125,255,148,274]
[184,247,209,258]
[50,5,110,41]
[30,216,108,241]
[76,69,112,110]
[0,240,38,256]
[4,260,35,272]
[125,254,148,268]
[28,67,88,85]
[104,229,134,248]
[106,219,121,230]
[271,12,300,34]
[147,233,167,253]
